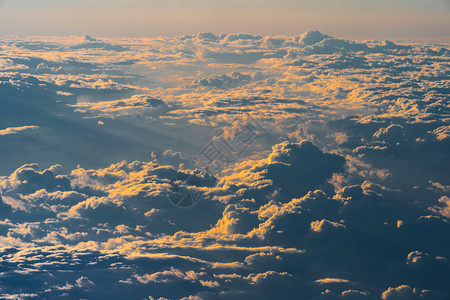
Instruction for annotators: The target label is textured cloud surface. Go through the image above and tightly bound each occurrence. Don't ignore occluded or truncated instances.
[0,32,449,299]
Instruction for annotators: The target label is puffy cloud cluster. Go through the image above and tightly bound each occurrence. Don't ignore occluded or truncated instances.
[430,125,450,141]
[0,138,449,298]
[0,31,449,299]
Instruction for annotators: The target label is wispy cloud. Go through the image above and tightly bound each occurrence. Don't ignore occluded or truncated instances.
[0,125,38,136]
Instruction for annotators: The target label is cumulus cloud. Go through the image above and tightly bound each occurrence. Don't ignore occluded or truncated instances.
[372,124,404,144]
[431,196,450,218]
[381,285,430,300]
[0,163,70,196]
[430,125,450,141]
[264,141,345,196]
[298,30,331,46]
[76,276,95,288]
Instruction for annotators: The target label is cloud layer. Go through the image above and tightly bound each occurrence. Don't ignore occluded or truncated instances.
[0,31,449,299]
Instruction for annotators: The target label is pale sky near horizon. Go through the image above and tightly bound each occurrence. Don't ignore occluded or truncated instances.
[0,0,449,39]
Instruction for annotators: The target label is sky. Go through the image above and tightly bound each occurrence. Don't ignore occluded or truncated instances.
[0,0,449,39]
[0,2,450,300]
[1,29,450,299]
